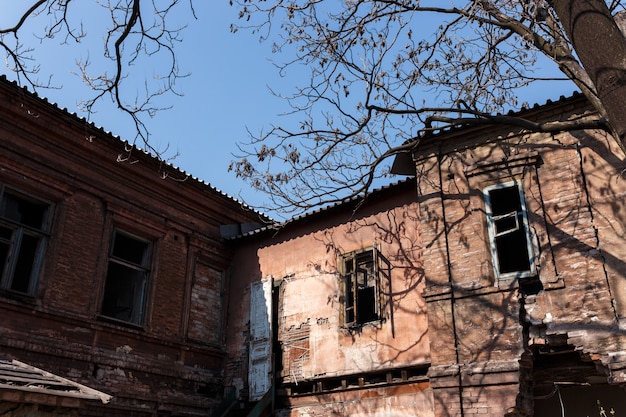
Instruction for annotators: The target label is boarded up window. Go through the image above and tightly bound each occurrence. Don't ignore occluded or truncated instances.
[249,278,272,401]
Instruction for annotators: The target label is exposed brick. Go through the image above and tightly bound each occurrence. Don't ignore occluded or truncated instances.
[0,76,261,416]
[415,100,626,415]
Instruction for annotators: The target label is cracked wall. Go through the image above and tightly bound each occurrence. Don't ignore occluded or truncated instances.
[414,96,626,416]
[227,179,433,416]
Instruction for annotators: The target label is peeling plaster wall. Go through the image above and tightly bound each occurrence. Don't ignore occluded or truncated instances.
[278,380,434,417]
[265,194,429,381]
[227,180,432,415]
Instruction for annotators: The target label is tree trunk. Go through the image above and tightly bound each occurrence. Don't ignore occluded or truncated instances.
[550,0,626,147]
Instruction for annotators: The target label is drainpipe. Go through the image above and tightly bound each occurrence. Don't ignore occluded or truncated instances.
[437,152,465,417]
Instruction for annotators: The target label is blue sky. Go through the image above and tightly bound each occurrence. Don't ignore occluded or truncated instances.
[1,2,290,212]
[1,2,578,218]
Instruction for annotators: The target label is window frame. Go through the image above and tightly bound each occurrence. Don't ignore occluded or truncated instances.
[0,187,51,296]
[339,245,389,328]
[100,229,152,325]
[483,180,536,280]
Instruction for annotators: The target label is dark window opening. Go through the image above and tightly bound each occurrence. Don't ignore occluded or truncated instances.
[101,230,151,325]
[3,193,48,229]
[341,247,390,327]
[0,189,50,296]
[484,182,534,278]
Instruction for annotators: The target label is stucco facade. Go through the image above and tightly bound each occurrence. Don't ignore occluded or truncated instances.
[226,179,433,416]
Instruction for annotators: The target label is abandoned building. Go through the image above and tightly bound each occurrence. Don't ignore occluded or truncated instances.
[0,75,267,416]
[391,93,626,416]
[3,71,626,417]
[226,177,432,416]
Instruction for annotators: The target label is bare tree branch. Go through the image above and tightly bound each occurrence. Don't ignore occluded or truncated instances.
[229,0,626,215]
[3,1,626,215]
[0,0,194,157]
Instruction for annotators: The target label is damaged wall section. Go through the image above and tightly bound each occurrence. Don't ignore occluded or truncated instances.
[226,178,433,416]
[412,95,626,416]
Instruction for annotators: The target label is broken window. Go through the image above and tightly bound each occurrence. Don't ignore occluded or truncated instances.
[0,188,50,296]
[101,230,151,325]
[340,246,390,327]
[484,181,535,279]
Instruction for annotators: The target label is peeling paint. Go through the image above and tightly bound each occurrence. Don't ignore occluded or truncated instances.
[115,345,132,354]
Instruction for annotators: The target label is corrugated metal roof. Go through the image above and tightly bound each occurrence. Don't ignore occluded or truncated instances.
[390,92,589,175]
[411,92,585,142]
[0,75,270,222]
[0,356,112,403]
[230,176,417,239]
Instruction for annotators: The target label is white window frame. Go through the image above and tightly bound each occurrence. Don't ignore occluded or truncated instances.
[484,180,535,280]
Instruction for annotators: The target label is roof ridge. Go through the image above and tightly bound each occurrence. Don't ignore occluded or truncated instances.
[0,74,270,221]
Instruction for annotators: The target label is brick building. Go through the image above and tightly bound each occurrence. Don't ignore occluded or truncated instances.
[224,93,626,416]
[394,93,626,416]
[226,178,433,416]
[4,70,626,417]
[0,75,266,416]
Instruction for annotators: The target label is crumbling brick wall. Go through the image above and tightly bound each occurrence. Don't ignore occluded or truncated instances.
[414,95,626,416]
[0,76,262,416]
